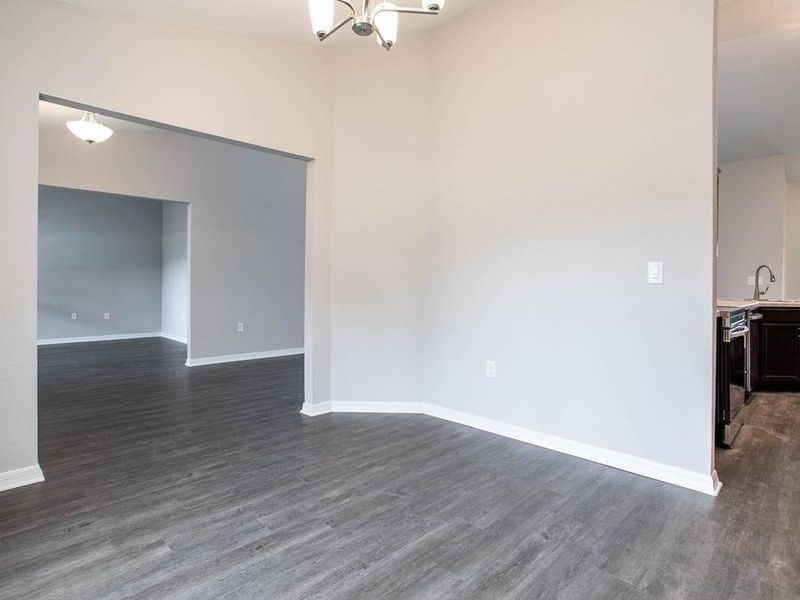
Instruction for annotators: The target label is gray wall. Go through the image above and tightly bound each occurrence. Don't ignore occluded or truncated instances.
[39,124,306,360]
[161,202,188,341]
[717,155,787,300]
[330,41,431,409]
[421,0,716,477]
[38,186,163,340]
[786,181,800,299]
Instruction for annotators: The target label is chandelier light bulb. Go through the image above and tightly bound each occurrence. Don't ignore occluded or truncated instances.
[66,111,114,144]
[308,0,334,38]
[311,0,443,50]
[375,3,399,49]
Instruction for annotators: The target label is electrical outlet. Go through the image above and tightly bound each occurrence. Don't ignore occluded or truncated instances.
[104,312,110,320]
[747,276,756,286]
[486,360,497,379]
[237,322,245,333]
[71,313,78,320]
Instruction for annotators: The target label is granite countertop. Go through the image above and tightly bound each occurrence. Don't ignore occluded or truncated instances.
[717,299,760,310]
[717,299,800,312]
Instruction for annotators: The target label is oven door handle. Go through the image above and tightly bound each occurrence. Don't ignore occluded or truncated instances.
[724,325,749,342]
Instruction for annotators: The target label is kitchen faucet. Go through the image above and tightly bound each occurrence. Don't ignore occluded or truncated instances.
[753,264,776,300]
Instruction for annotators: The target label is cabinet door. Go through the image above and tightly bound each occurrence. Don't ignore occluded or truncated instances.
[749,318,761,390]
[761,324,800,384]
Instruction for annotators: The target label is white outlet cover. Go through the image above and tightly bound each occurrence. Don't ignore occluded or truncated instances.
[747,276,756,286]
[104,312,110,320]
[237,322,245,332]
[71,313,78,320]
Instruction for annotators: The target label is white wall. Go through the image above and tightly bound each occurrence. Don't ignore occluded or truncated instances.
[161,201,188,342]
[39,124,307,360]
[329,40,431,407]
[717,155,787,299]
[421,0,716,476]
[38,186,163,340]
[785,181,800,299]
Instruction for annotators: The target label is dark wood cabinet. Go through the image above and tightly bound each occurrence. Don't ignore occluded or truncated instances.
[749,313,761,391]
[759,308,800,389]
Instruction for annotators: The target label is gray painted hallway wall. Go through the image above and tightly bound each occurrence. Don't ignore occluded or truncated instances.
[39,124,307,360]
[38,186,164,340]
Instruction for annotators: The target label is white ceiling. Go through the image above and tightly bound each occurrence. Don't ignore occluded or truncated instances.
[39,100,155,133]
[717,27,800,163]
[718,0,800,170]
[55,0,486,45]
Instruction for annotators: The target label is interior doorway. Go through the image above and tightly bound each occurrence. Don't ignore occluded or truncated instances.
[37,186,189,351]
[713,2,800,492]
[36,97,310,471]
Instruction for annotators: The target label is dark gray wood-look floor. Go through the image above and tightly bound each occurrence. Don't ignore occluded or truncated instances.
[1,339,798,599]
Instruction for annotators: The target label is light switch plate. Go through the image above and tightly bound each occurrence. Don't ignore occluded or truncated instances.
[647,261,664,285]
[486,360,497,379]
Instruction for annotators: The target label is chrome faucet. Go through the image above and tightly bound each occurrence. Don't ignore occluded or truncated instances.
[753,264,776,300]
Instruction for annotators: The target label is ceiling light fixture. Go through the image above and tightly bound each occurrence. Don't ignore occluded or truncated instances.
[66,111,114,144]
[309,0,444,50]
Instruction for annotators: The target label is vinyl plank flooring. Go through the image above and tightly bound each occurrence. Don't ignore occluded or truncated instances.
[0,339,799,598]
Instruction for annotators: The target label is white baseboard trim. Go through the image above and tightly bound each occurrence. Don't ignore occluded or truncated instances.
[159,332,188,344]
[0,464,45,493]
[423,403,722,496]
[331,401,425,414]
[38,332,162,345]
[186,347,304,367]
[710,468,723,495]
[301,401,332,416]
[300,401,422,417]
[316,401,721,496]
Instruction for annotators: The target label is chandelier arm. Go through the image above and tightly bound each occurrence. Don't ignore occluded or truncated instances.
[335,0,357,14]
[319,14,355,41]
[372,5,439,17]
[374,25,391,51]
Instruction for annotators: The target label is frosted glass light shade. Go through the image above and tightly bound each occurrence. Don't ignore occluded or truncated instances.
[66,112,113,144]
[374,3,399,48]
[309,0,334,37]
[422,0,444,10]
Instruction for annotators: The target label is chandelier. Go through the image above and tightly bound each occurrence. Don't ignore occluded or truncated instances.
[66,112,114,144]
[308,0,444,50]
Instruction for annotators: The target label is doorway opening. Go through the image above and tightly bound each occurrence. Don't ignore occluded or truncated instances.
[36,97,310,474]
[38,186,189,350]
[714,2,800,492]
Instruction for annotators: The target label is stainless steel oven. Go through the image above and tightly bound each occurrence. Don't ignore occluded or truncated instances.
[717,308,749,447]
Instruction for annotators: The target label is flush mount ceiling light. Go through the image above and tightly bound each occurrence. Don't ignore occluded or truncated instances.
[309,0,444,50]
[66,111,114,144]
